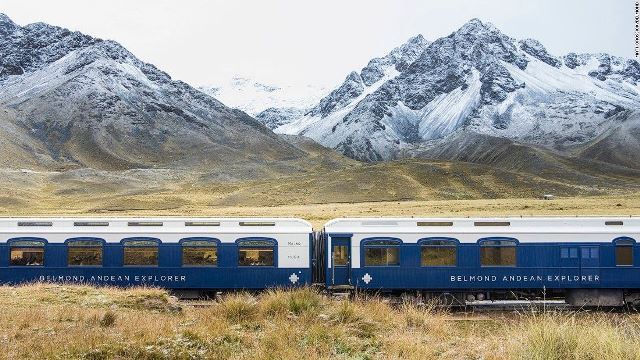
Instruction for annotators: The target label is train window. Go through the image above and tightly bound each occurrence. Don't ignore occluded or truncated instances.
[122,238,159,266]
[419,239,457,266]
[237,239,275,266]
[615,238,635,266]
[479,239,517,267]
[181,238,218,266]
[9,239,46,266]
[581,247,599,259]
[560,247,578,259]
[333,246,349,266]
[363,239,401,266]
[67,238,103,266]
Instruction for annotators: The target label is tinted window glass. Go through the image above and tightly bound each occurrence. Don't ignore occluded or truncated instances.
[68,247,102,266]
[10,247,45,266]
[333,245,349,266]
[616,246,633,266]
[10,240,45,266]
[581,247,599,259]
[420,239,457,266]
[421,246,456,266]
[124,247,158,266]
[239,248,274,266]
[364,247,399,266]
[182,241,217,266]
[480,241,516,267]
[237,239,275,266]
[67,239,103,266]
[123,239,159,266]
[560,247,578,259]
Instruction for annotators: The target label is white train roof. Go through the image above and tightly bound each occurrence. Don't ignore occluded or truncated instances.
[0,217,312,234]
[323,217,640,235]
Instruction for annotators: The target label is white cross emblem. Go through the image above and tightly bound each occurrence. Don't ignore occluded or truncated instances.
[362,273,372,284]
[289,273,299,284]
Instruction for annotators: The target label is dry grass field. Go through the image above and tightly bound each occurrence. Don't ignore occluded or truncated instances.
[2,156,640,226]
[1,163,640,228]
[1,284,640,360]
[1,189,639,228]
[1,159,640,359]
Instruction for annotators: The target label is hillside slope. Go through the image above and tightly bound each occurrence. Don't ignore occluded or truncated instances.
[0,14,338,175]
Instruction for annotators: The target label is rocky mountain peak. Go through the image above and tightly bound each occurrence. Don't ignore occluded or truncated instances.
[359,34,430,86]
[0,13,15,24]
[393,34,430,57]
[389,34,430,69]
[0,15,100,80]
[406,34,427,46]
[392,18,527,111]
[455,18,500,36]
[0,13,18,36]
[519,38,561,67]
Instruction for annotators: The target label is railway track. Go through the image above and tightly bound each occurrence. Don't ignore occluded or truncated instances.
[179,298,579,312]
[459,300,571,312]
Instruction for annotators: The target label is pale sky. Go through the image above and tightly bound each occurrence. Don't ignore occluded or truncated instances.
[1,0,635,87]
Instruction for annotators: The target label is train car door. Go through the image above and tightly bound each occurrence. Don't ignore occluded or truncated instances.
[331,237,351,286]
[580,246,600,281]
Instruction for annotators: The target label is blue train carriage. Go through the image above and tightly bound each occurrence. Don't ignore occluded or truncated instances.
[322,217,640,306]
[0,217,314,292]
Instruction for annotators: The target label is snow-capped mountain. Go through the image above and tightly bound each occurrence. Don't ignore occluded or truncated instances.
[277,19,640,167]
[0,14,311,173]
[200,76,329,116]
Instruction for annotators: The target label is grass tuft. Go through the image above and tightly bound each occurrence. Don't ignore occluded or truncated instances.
[99,310,117,328]
[218,293,258,324]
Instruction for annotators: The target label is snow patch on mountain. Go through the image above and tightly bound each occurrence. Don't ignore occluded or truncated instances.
[199,76,328,116]
[503,57,639,104]
[276,65,400,140]
[384,70,483,141]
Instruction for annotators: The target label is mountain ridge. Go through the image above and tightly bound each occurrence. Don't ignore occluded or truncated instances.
[274,18,640,169]
[0,13,349,176]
